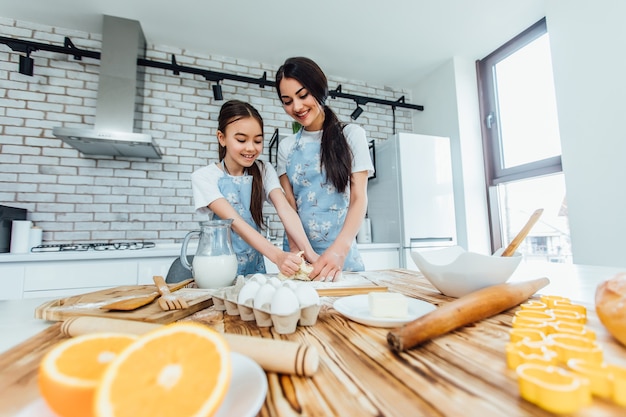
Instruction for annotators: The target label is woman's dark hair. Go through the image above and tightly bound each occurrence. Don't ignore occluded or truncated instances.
[217,99,266,230]
[275,57,352,193]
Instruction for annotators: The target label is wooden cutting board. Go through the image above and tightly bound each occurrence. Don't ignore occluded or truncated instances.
[34,285,214,324]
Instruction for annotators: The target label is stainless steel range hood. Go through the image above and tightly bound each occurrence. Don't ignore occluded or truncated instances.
[53,15,162,159]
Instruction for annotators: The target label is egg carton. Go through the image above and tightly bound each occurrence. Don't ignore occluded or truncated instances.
[210,275,321,335]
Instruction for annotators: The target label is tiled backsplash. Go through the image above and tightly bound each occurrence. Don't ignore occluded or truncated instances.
[0,16,413,244]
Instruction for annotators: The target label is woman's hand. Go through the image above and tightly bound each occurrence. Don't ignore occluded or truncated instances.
[309,249,346,282]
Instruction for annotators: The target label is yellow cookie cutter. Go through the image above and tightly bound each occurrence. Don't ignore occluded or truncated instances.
[506,339,558,369]
[517,363,592,414]
[520,300,549,312]
[552,308,586,324]
[567,359,626,406]
[540,295,571,308]
[512,310,555,328]
[522,298,587,320]
[549,333,603,364]
[552,301,587,320]
[510,327,546,343]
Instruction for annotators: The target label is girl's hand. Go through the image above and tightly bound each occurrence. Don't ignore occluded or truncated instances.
[276,251,306,277]
[310,250,345,282]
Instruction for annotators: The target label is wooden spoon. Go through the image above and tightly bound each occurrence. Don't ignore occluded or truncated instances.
[500,208,544,257]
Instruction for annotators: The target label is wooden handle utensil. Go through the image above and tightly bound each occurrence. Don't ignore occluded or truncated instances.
[61,316,319,376]
[316,286,387,297]
[387,277,550,352]
[100,279,194,311]
[500,208,544,257]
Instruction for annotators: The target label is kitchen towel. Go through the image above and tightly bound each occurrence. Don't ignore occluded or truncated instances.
[28,226,43,250]
[10,220,32,253]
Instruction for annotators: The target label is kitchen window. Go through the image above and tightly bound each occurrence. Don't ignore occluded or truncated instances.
[477,18,572,263]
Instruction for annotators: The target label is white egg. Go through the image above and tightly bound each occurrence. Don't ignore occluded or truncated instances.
[250,273,267,285]
[268,276,282,288]
[237,281,260,304]
[254,284,276,309]
[295,285,320,307]
[282,280,298,290]
[270,286,300,315]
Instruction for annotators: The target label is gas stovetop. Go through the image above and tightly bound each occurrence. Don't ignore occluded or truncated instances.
[31,241,156,253]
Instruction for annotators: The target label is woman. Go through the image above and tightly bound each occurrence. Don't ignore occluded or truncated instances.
[191,99,317,277]
[275,57,374,281]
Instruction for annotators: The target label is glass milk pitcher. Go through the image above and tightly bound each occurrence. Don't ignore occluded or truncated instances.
[180,220,238,289]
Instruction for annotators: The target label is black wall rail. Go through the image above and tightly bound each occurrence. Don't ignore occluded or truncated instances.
[0,35,425,113]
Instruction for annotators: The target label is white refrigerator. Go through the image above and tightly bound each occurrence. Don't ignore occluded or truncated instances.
[367,133,457,269]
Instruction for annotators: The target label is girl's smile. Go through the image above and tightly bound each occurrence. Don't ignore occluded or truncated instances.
[217,117,263,176]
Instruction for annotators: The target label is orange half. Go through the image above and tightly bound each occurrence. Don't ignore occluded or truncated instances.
[38,333,139,417]
[94,322,232,417]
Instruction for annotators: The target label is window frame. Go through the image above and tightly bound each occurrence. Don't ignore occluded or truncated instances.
[477,17,563,249]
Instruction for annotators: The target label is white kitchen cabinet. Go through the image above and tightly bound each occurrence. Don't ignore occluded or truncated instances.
[3,266,25,299]
[24,260,137,292]
[358,244,400,270]
[137,257,178,285]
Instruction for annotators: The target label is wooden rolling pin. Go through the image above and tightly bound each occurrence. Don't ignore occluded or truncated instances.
[387,277,550,352]
[61,316,319,376]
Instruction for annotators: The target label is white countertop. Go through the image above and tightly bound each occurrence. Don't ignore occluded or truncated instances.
[0,297,55,354]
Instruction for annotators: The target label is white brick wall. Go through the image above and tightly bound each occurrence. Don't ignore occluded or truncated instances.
[0,17,413,244]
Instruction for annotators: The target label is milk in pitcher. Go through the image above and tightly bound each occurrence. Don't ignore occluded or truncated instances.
[192,254,238,289]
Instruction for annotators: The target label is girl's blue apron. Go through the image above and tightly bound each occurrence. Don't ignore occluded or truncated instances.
[217,162,266,275]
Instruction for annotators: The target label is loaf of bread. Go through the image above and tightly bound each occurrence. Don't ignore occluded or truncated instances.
[595,272,626,347]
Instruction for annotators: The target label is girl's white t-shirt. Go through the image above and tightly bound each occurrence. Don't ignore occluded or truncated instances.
[277,123,375,178]
[191,160,282,215]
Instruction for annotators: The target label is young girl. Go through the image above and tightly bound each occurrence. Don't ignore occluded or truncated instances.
[275,57,374,281]
[191,100,318,277]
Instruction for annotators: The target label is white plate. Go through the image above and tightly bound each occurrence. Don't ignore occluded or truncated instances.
[13,352,267,417]
[333,294,436,328]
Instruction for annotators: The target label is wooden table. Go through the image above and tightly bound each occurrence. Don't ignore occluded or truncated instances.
[2,267,626,416]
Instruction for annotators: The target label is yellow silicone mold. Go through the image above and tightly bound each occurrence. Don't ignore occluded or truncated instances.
[512,310,555,328]
[549,333,603,364]
[552,308,586,324]
[567,359,626,406]
[509,327,546,343]
[520,300,548,312]
[540,295,571,308]
[517,363,592,414]
[506,339,558,370]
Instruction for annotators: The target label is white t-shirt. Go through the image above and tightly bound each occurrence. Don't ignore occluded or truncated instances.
[191,160,282,215]
[277,123,374,178]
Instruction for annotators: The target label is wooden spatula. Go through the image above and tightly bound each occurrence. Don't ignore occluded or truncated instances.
[100,279,193,311]
[154,275,189,310]
[500,208,544,257]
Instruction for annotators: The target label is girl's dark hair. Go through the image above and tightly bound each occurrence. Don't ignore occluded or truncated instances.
[275,57,352,193]
[217,99,266,230]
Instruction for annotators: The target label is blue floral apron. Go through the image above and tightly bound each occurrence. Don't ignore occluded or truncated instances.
[283,129,364,271]
[217,162,266,276]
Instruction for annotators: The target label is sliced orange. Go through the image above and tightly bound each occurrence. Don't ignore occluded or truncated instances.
[94,322,232,417]
[38,333,139,417]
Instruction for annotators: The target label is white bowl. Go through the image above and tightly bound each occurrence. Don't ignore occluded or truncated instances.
[410,246,522,298]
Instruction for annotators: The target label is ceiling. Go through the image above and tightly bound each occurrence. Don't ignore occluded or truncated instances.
[2,0,546,89]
